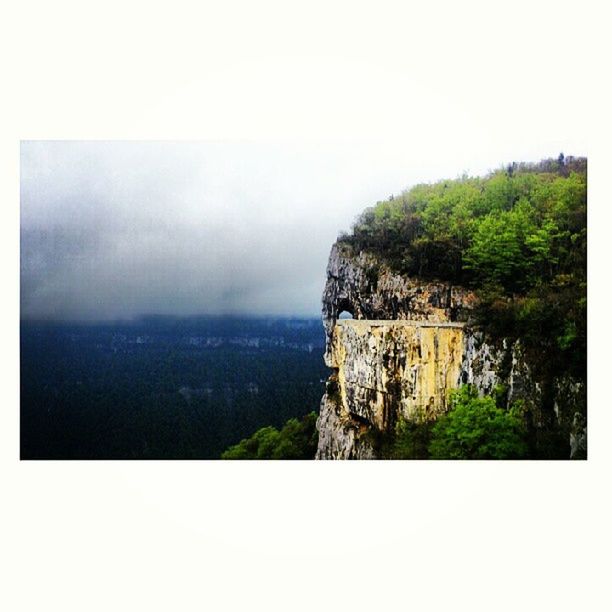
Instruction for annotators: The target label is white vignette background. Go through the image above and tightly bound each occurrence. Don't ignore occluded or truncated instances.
[1,1,611,611]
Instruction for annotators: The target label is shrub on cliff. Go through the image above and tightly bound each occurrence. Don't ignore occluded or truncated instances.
[221,412,318,459]
[383,409,433,459]
[428,386,528,459]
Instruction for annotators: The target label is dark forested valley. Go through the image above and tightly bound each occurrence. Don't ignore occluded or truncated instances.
[20,317,327,459]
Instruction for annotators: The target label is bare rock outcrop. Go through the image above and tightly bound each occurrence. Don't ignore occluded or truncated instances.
[316,242,586,459]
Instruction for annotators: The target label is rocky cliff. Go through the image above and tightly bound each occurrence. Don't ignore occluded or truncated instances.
[321,243,478,366]
[316,243,586,459]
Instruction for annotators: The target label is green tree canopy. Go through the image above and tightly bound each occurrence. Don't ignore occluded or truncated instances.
[428,387,528,460]
[221,412,318,459]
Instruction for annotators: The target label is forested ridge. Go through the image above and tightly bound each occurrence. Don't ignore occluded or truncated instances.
[339,154,587,380]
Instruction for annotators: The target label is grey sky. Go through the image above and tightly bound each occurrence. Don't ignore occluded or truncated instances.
[21,140,585,320]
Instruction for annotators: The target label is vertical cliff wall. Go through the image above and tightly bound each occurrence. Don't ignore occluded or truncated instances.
[317,320,465,459]
[321,243,477,366]
[331,320,465,426]
[316,242,586,459]
[317,243,479,459]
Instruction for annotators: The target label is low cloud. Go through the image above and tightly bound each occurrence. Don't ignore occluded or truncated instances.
[21,142,372,319]
[21,140,577,320]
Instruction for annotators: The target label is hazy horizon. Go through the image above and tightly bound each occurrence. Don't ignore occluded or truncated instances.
[20,312,324,323]
[21,141,586,321]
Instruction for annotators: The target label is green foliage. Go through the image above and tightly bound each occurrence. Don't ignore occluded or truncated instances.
[221,412,318,459]
[463,198,565,291]
[474,275,586,379]
[385,410,433,459]
[343,156,585,288]
[492,383,508,409]
[428,386,528,459]
[379,387,529,460]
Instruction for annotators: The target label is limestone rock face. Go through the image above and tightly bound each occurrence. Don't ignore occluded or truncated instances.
[322,242,478,366]
[315,392,376,460]
[317,242,481,459]
[316,318,493,459]
[315,242,586,459]
[330,320,465,427]
[570,412,587,459]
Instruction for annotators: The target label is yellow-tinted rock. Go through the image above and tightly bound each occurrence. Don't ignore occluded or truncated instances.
[331,320,465,430]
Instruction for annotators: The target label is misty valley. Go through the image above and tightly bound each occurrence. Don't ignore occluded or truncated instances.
[20,317,328,459]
